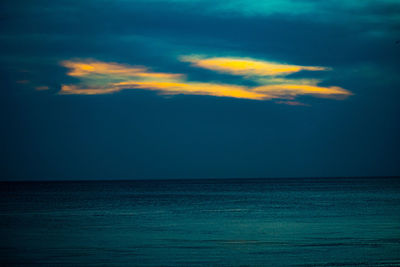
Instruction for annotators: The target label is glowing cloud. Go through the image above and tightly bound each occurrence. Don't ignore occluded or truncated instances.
[180,55,327,76]
[253,84,351,99]
[60,60,266,99]
[60,85,121,95]
[60,58,352,103]
[115,81,266,100]
[61,60,183,80]
[61,82,267,100]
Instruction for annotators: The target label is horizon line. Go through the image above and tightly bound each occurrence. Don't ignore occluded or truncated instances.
[1,176,399,183]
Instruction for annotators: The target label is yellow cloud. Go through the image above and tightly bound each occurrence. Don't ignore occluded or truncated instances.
[60,85,120,95]
[60,59,266,99]
[60,58,351,103]
[115,81,267,100]
[61,60,183,80]
[61,81,266,100]
[180,55,327,76]
[253,84,352,99]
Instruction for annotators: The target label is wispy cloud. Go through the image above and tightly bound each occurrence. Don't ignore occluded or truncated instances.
[16,80,30,84]
[181,55,352,101]
[60,57,352,103]
[275,100,309,106]
[35,86,49,91]
[253,84,350,100]
[180,56,327,76]
[60,60,266,99]
[62,60,183,80]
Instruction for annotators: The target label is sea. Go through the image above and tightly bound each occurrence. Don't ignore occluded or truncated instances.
[1,178,400,266]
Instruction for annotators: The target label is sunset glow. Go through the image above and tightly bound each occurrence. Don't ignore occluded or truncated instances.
[61,58,351,102]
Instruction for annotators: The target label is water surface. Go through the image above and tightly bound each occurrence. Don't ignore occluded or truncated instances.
[1,178,400,266]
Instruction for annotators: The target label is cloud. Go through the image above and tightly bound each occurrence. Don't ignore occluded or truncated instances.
[253,84,351,100]
[115,81,267,100]
[35,86,49,91]
[179,55,352,101]
[60,59,265,99]
[16,80,30,84]
[61,60,183,80]
[275,101,309,106]
[60,85,120,95]
[60,58,352,103]
[180,55,327,76]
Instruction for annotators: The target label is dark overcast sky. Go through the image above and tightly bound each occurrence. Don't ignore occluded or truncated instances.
[1,0,399,180]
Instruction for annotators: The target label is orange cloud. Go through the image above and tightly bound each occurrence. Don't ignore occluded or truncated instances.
[115,81,266,100]
[61,60,183,80]
[60,85,120,95]
[35,86,49,91]
[60,58,351,103]
[60,59,266,99]
[61,80,266,100]
[180,56,327,76]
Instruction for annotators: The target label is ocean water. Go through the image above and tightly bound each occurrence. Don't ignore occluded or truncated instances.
[1,178,400,266]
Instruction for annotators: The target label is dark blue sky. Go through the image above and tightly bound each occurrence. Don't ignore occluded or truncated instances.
[1,0,399,180]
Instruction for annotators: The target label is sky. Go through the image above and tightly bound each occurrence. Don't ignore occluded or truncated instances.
[1,0,399,180]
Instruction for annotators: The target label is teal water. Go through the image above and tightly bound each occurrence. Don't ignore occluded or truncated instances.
[1,178,400,266]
